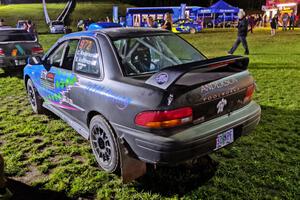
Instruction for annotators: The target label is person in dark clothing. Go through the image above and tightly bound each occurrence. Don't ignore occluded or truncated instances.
[228,10,249,55]
[271,14,278,36]
[248,15,255,33]
[289,12,296,30]
[0,19,4,27]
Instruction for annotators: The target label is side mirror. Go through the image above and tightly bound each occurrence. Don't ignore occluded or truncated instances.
[27,56,42,65]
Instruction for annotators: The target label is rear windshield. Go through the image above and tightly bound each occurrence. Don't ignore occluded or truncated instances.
[52,22,64,25]
[0,30,36,42]
[112,34,205,76]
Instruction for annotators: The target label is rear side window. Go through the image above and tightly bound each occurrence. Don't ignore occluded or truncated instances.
[74,39,100,77]
[0,30,36,42]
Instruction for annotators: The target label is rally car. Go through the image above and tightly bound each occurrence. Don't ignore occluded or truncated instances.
[172,19,202,34]
[0,28,43,72]
[24,28,261,181]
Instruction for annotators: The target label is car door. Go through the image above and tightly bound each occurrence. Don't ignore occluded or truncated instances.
[41,39,85,119]
[38,41,68,106]
[68,38,103,125]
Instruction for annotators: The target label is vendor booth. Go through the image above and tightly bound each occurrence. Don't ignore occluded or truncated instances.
[198,0,240,28]
[126,6,202,27]
[262,0,300,25]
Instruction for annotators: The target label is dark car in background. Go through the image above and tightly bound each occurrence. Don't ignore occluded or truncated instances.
[0,28,43,72]
[24,28,261,181]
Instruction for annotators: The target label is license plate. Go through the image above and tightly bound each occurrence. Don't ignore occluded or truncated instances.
[15,59,26,66]
[214,129,234,150]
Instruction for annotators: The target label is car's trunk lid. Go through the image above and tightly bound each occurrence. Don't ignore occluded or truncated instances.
[145,55,254,124]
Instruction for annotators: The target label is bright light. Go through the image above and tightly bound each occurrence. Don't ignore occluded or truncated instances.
[276,3,297,7]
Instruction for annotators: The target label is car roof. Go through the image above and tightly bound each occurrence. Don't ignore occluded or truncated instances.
[0,28,28,32]
[87,22,122,31]
[63,27,170,40]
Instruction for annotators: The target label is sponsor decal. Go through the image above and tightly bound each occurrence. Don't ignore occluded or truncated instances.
[202,87,240,102]
[39,69,81,111]
[167,94,174,106]
[41,70,55,89]
[156,73,169,85]
[200,78,238,94]
[217,98,227,114]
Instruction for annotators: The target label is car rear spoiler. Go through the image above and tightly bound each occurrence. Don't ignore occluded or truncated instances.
[145,55,249,90]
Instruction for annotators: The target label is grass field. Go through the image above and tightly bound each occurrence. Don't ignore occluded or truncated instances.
[0,28,300,199]
[0,1,131,33]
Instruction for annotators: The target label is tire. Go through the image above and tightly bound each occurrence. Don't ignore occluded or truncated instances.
[26,79,44,114]
[190,28,196,34]
[89,115,120,173]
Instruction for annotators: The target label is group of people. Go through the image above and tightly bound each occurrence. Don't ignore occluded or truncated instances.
[141,12,173,31]
[229,10,298,55]
[0,18,36,36]
[271,12,296,36]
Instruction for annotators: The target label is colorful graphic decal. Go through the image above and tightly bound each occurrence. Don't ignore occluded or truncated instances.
[85,83,132,110]
[29,68,132,111]
[37,69,81,111]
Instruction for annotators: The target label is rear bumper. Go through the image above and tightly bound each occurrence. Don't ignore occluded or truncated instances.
[113,101,261,165]
[0,55,42,69]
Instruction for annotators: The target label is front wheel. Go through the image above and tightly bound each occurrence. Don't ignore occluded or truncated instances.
[26,79,44,114]
[190,28,196,34]
[89,115,120,173]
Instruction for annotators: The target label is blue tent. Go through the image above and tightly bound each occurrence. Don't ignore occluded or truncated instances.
[199,0,239,28]
[199,0,239,14]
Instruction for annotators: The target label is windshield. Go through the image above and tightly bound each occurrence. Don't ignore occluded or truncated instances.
[0,30,36,42]
[112,34,205,76]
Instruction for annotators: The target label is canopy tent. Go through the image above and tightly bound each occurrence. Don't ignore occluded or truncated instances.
[199,0,239,14]
[199,0,240,28]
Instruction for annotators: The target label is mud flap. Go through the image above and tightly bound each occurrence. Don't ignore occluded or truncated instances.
[118,139,147,183]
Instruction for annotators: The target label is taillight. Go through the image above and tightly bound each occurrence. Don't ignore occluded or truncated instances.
[31,47,43,54]
[0,48,5,56]
[135,107,193,129]
[244,84,255,103]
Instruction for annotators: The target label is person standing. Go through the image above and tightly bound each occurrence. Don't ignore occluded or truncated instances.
[162,13,173,31]
[257,14,263,27]
[282,13,289,31]
[27,20,34,33]
[146,16,157,28]
[289,12,296,30]
[248,15,255,33]
[228,10,249,55]
[0,19,4,27]
[271,14,278,36]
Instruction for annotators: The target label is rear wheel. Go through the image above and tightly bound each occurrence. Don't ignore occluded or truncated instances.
[89,115,120,173]
[26,79,44,114]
